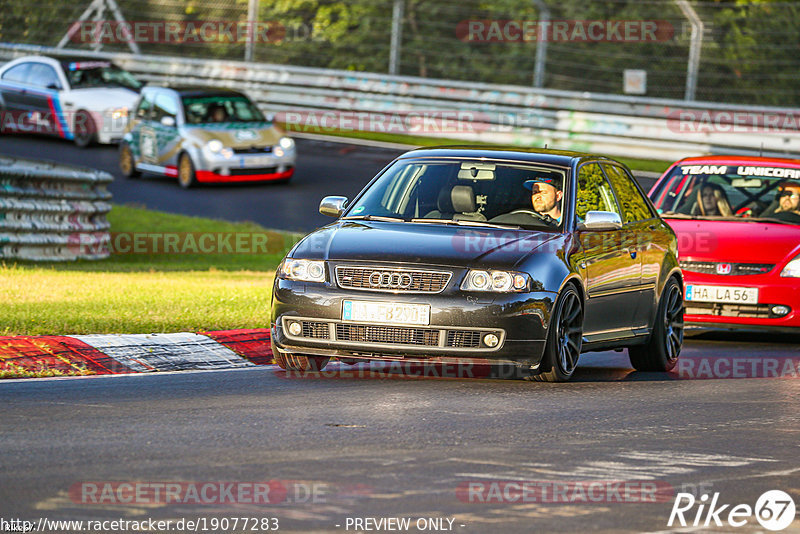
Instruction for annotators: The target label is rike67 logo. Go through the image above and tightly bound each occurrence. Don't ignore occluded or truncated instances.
[669,490,796,531]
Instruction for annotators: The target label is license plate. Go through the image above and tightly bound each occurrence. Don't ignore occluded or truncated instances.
[239,155,273,168]
[342,300,430,326]
[685,285,759,304]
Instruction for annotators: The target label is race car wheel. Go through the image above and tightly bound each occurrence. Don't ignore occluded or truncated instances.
[119,142,140,178]
[528,283,583,382]
[273,349,330,372]
[628,277,684,372]
[73,110,96,148]
[178,152,197,189]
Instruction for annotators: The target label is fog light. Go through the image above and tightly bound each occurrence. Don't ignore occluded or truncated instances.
[483,333,499,347]
[771,305,791,317]
[288,321,302,336]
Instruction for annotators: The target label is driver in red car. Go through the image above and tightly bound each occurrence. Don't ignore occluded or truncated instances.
[776,180,800,215]
[524,176,563,222]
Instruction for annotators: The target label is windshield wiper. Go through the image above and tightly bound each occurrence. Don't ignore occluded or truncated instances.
[341,215,406,223]
[410,218,521,230]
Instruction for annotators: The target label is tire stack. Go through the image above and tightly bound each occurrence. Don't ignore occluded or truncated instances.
[0,156,112,261]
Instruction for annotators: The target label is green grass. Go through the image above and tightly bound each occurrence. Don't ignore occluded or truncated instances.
[0,204,298,335]
[0,362,94,379]
[282,124,673,173]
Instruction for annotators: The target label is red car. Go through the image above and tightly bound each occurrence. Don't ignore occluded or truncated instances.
[649,156,800,332]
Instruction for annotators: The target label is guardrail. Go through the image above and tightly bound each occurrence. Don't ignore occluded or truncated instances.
[0,156,111,261]
[2,42,799,161]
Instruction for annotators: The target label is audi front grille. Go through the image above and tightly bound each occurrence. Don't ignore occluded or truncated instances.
[335,266,452,293]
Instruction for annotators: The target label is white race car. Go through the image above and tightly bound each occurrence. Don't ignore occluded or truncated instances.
[0,55,142,147]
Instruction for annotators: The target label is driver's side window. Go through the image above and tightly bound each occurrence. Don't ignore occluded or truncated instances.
[575,163,621,222]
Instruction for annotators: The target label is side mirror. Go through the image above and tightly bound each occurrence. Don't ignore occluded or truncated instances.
[581,211,622,231]
[160,116,176,127]
[46,82,61,91]
[319,196,348,218]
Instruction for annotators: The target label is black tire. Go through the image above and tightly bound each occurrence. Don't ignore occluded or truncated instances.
[274,350,330,372]
[177,152,197,189]
[529,283,584,382]
[73,110,96,148]
[119,142,140,178]
[628,277,684,371]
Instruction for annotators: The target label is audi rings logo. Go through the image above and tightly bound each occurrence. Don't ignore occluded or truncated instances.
[368,271,414,289]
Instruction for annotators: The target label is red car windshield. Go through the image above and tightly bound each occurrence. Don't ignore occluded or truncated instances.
[650,163,800,225]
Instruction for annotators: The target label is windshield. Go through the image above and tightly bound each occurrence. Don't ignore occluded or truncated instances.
[344,158,567,230]
[64,61,142,91]
[650,163,800,225]
[182,95,266,124]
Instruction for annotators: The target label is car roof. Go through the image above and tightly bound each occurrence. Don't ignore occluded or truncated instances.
[145,85,246,98]
[669,154,800,168]
[1,55,62,69]
[397,146,620,167]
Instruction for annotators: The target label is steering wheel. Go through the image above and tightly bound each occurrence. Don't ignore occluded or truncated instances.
[509,209,556,225]
[735,206,753,218]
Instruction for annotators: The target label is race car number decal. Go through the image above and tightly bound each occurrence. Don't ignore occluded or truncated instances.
[140,128,159,163]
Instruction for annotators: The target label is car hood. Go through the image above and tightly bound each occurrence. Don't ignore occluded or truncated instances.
[183,122,283,148]
[665,218,800,264]
[66,87,139,110]
[290,220,561,268]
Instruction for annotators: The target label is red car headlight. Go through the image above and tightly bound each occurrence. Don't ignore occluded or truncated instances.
[780,255,800,278]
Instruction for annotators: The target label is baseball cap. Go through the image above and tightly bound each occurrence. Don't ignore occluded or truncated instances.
[523,175,562,191]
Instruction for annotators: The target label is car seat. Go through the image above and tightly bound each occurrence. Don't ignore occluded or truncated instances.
[451,185,487,221]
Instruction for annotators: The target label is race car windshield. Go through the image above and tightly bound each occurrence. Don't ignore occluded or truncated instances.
[650,164,800,224]
[64,62,142,91]
[182,95,266,124]
[343,159,567,230]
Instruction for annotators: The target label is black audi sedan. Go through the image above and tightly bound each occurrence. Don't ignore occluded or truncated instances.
[271,147,683,381]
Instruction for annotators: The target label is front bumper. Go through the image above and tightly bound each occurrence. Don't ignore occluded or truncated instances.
[197,149,296,183]
[683,271,800,330]
[96,112,128,144]
[271,273,557,367]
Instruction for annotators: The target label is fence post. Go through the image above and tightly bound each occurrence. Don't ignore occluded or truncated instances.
[245,0,259,62]
[389,0,405,75]
[532,0,549,88]
[675,0,703,101]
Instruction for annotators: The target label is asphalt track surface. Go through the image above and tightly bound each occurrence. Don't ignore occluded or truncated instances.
[1,335,799,534]
[1,134,799,533]
[0,134,659,233]
[0,134,404,233]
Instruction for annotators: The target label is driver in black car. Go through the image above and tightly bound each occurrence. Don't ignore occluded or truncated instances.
[524,176,563,223]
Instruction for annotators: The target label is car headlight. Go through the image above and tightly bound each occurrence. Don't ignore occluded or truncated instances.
[781,256,800,277]
[278,137,294,150]
[279,259,326,283]
[461,270,529,292]
[206,140,224,153]
[106,107,128,120]
[205,140,233,159]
